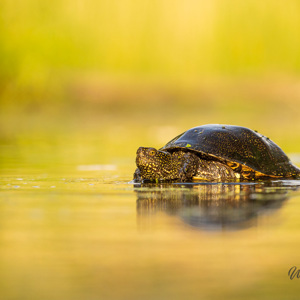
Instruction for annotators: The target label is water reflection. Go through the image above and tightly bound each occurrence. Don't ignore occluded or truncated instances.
[135,181,300,230]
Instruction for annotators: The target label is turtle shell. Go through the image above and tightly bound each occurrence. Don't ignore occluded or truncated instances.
[160,124,300,177]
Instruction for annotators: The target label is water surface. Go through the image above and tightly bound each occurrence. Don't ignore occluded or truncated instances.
[1,149,300,300]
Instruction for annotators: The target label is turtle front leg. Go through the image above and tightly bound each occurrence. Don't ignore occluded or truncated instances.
[176,152,199,182]
[133,168,142,182]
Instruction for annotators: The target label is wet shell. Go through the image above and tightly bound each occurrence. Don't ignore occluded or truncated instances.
[160,124,300,178]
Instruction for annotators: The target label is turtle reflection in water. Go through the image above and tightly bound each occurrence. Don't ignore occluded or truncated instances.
[134,125,300,182]
[135,182,299,230]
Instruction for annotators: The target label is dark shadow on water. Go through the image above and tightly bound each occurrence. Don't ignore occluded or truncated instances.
[135,180,300,231]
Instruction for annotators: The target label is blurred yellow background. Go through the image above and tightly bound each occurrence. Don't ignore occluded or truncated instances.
[1,3,300,300]
[1,0,300,161]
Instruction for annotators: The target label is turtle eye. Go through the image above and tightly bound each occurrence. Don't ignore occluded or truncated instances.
[148,149,156,156]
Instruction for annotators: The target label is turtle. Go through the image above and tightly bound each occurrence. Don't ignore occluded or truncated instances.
[134,124,300,182]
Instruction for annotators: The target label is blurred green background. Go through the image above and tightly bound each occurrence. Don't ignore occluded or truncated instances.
[1,0,300,165]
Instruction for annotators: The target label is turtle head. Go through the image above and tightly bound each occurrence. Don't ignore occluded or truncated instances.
[136,147,174,181]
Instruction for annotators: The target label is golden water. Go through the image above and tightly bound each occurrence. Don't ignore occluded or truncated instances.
[1,150,300,299]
